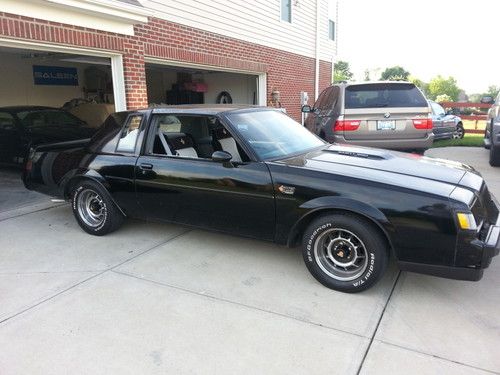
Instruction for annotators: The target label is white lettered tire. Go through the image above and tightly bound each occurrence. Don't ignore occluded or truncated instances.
[71,180,124,236]
[302,213,388,293]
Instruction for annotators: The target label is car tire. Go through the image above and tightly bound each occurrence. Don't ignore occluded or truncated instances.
[302,213,389,293]
[454,123,464,139]
[71,180,124,235]
[490,144,500,167]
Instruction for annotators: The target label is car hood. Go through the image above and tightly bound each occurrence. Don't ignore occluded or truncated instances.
[276,144,481,193]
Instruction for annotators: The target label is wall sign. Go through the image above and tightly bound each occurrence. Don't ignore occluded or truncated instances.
[33,65,79,86]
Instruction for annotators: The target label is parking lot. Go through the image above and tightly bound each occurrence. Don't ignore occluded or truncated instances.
[0,146,498,375]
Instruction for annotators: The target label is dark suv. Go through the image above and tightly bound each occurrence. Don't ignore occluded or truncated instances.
[302,81,433,152]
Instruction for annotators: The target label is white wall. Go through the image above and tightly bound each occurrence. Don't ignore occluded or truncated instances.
[0,52,110,107]
[139,0,336,62]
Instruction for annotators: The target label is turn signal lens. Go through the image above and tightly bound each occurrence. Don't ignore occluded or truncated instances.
[456,213,477,230]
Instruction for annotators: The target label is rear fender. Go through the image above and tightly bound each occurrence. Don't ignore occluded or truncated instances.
[61,169,126,217]
[288,196,396,252]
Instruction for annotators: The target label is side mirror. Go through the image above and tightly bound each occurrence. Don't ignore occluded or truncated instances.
[212,150,232,162]
[301,105,312,113]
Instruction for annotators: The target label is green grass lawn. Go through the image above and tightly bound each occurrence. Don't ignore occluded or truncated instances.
[431,134,484,148]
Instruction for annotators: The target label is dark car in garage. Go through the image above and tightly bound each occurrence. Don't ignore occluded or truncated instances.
[23,105,499,293]
[0,106,96,166]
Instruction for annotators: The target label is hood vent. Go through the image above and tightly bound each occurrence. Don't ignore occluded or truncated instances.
[323,148,388,160]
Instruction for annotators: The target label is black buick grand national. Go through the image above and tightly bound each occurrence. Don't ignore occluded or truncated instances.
[23,105,499,293]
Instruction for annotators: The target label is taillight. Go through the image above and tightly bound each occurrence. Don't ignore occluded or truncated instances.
[25,160,32,172]
[334,119,361,132]
[412,118,433,130]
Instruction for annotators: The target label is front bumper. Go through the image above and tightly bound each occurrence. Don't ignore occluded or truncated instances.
[399,205,500,281]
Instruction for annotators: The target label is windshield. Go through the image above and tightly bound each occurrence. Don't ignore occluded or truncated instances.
[227,110,325,160]
[345,83,427,109]
[17,109,84,128]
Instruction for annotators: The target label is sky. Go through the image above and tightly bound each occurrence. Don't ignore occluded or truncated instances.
[336,0,500,95]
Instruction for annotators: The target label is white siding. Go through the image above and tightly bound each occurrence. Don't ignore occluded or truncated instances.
[139,0,336,62]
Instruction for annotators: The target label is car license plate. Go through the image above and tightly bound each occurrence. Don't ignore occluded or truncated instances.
[377,120,396,130]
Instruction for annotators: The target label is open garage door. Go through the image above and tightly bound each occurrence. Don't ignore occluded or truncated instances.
[0,43,125,216]
[145,61,265,106]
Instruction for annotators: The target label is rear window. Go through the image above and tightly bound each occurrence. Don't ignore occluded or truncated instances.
[345,83,427,109]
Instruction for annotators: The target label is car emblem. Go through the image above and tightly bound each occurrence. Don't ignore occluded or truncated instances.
[222,129,227,135]
[278,185,295,195]
[383,113,391,119]
[180,138,185,145]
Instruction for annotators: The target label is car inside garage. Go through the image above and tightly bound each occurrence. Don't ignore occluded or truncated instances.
[145,62,260,106]
[0,44,123,216]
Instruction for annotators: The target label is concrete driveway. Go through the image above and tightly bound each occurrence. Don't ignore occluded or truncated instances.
[0,147,498,374]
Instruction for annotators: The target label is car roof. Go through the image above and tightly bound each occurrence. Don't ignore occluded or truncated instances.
[143,104,276,116]
[342,81,414,87]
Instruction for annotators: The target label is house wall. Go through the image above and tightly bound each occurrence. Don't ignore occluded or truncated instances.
[0,10,332,121]
[139,0,336,62]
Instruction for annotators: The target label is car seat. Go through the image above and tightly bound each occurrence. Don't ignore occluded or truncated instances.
[165,132,198,158]
[211,127,242,162]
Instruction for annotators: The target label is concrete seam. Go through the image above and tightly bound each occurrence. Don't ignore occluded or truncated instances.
[111,269,368,340]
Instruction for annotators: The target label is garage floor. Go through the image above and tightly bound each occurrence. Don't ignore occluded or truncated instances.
[0,147,498,374]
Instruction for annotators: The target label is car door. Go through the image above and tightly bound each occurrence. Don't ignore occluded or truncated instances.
[134,113,276,240]
[0,111,23,164]
[430,101,445,137]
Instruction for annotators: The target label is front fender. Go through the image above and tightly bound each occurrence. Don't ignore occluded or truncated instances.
[287,196,396,249]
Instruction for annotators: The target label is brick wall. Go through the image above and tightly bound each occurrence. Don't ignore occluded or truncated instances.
[0,12,332,120]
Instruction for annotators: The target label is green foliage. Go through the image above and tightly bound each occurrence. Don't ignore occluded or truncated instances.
[436,94,452,103]
[333,60,353,82]
[408,76,429,96]
[380,66,410,81]
[428,76,460,101]
[486,85,500,98]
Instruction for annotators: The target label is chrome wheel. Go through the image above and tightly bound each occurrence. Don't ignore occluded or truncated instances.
[313,228,368,281]
[77,189,105,227]
[453,126,464,139]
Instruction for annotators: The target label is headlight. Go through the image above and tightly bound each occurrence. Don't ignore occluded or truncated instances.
[456,212,478,230]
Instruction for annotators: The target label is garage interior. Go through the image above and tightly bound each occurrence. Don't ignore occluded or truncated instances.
[145,62,258,106]
[0,46,116,128]
[0,45,117,214]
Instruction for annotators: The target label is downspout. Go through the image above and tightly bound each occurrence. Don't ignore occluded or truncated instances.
[314,0,320,99]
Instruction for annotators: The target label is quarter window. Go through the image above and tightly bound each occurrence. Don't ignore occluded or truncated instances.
[116,114,142,153]
[281,0,291,22]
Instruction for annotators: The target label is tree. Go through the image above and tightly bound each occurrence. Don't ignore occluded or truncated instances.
[486,85,500,98]
[435,94,452,103]
[408,76,429,97]
[380,66,410,81]
[428,75,460,101]
[333,60,353,82]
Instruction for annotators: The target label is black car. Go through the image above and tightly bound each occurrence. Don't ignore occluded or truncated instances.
[0,106,96,166]
[23,106,499,293]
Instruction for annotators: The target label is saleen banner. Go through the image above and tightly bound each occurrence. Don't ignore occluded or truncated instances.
[33,65,79,86]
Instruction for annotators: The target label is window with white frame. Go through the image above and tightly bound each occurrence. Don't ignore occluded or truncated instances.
[329,20,335,41]
[281,0,292,22]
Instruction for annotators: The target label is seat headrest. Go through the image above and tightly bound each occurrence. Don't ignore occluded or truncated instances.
[212,127,233,140]
[165,132,194,150]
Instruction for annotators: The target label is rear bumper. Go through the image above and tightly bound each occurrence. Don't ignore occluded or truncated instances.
[399,209,500,281]
[329,134,434,150]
